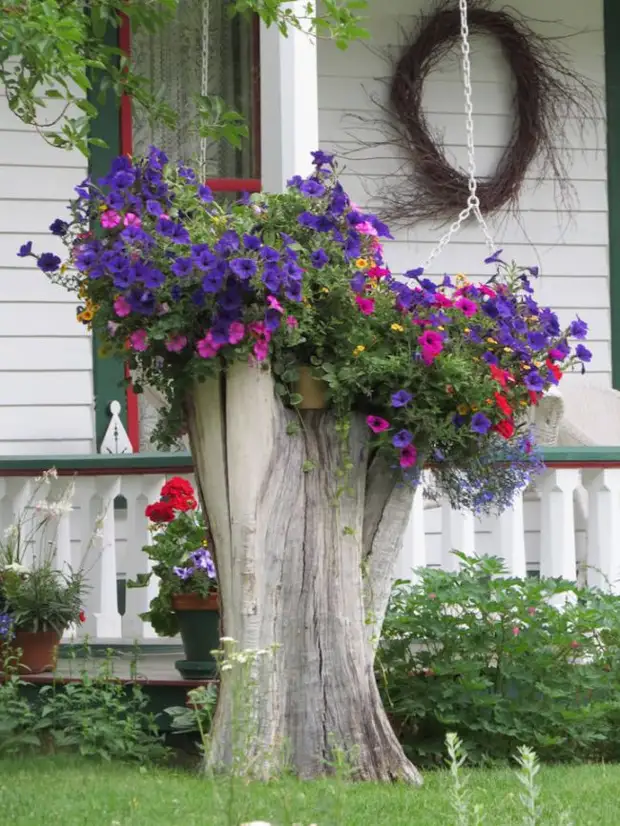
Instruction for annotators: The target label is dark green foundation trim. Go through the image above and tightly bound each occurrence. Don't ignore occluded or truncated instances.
[89,22,127,449]
[605,0,620,389]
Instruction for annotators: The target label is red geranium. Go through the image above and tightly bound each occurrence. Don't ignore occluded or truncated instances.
[145,500,176,523]
[79,609,86,623]
[494,419,515,440]
[160,477,197,511]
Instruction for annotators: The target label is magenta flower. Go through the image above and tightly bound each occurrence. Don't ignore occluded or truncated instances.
[286,315,298,328]
[129,329,148,352]
[455,297,477,317]
[228,321,245,344]
[267,295,284,314]
[253,339,269,361]
[101,209,121,229]
[366,415,390,434]
[418,330,443,353]
[421,346,440,366]
[114,296,131,318]
[123,212,142,228]
[368,265,390,279]
[197,331,221,359]
[399,444,417,468]
[356,220,378,236]
[165,334,187,353]
[355,296,375,315]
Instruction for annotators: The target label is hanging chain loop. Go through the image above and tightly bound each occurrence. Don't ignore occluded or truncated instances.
[422,0,495,271]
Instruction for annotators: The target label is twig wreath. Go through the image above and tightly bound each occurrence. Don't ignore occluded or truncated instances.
[375,1,598,226]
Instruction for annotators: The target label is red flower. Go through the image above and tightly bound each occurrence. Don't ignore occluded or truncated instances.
[79,610,86,623]
[145,501,176,523]
[528,390,540,406]
[546,358,563,382]
[160,477,197,511]
[489,364,508,387]
[494,418,515,440]
[494,392,513,417]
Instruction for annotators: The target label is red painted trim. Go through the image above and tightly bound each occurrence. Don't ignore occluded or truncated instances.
[119,13,141,452]
[0,465,194,478]
[207,177,262,193]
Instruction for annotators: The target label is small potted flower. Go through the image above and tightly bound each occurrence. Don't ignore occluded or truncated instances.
[128,477,219,679]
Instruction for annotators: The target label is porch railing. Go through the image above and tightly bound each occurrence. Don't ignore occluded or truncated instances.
[0,447,618,645]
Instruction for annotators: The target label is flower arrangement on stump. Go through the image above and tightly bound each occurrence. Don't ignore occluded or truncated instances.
[128,476,218,680]
[24,148,589,781]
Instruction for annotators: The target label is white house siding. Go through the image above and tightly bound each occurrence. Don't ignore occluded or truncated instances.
[317,0,610,395]
[0,91,94,455]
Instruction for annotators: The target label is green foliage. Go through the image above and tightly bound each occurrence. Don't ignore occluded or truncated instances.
[379,554,620,767]
[1,562,84,635]
[1,0,368,156]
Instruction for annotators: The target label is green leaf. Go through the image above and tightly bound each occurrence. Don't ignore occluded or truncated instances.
[289,393,304,406]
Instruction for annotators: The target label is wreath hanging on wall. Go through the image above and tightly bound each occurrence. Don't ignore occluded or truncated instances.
[379,1,598,225]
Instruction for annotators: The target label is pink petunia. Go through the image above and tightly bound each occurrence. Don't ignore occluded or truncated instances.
[356,221,378,236]
[101,209,121,229]
[421,346,439,366]
[165,334,188,353]
[267,295,284,314]
[114,296,131,318]
[129,329,148,352]
[196,331,221,359]
[455,297,477,318]
[253,339,269,361]
[418,330,443,353]
[512,626,521,637]
[479,284,496,298]
[366,415,390,434]
[123,212,142,228]
[399,444,417,468]
[434,293,454,308]
[228,321,245,345]
[286,315,299,328]
[355,296,375,315]
[368,266,390,279]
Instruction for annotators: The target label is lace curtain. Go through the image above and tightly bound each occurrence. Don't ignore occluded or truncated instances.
[131,0,255,451]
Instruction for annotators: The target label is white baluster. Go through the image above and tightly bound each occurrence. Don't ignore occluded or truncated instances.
[88,476,123,640]
[121,475,167,642]
[441,499,476,571]
[582,468,620,593]
[538,468,580,583]
[395,479,426,582]
[495,490,527,578]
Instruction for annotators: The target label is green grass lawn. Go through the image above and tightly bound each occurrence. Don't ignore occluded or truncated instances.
[1,756,619,825]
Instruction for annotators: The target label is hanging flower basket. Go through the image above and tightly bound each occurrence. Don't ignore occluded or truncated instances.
[295,366,328,410]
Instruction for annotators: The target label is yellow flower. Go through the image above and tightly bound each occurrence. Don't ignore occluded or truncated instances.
[534,360,543,368]
[464,327,471,334]
[78,283,87,299]
[487,338,496,344]
[391,323,404,333]
[471,405,479,413]
[437,326,445,331]
[520,400,529,407]
[321,287,329,293]
[522,363,531,371]
[353,345,366,356]
[455,272,469,286]
[355,258,369,269]
[77,308,94,323]
[503,347,513,353]
[457,403,469,415]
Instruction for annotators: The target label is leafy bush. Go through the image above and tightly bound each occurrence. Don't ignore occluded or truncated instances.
[379,554,620,767]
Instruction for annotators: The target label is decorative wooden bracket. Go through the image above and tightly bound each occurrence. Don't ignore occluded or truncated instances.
[99,400,134,455]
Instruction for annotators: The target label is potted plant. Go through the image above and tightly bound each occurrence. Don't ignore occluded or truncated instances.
[128,476,219,679]
[0,470,87,673]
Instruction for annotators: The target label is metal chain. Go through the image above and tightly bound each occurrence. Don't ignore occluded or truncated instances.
[422,0,495,271]
[199,0,210,178]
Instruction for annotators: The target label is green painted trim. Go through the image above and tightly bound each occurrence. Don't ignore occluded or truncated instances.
[0,453,192,473]
[605,0,620,389]
[542,446,620,463]
[88,21,127,449]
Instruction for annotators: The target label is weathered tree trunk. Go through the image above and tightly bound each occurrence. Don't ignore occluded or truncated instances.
[186,361,421,783]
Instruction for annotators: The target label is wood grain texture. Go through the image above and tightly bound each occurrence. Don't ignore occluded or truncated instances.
[187,362,421,782]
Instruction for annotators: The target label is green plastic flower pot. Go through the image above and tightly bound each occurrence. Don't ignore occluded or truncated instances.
[172,592,219,680]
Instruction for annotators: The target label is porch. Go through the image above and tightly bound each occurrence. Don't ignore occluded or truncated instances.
[0,448,619,661]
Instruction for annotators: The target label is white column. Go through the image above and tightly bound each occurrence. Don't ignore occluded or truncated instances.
[494,491,527,578]
[582,468,620,593]
[88,476,123,640]
[441,501,476,572]
[538,468,580,582]
[121,475,167,641]
[260,1,319,192]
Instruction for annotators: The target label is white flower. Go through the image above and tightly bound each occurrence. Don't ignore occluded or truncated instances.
[3,525,18,541]
[219,636,236,643]
[2,562,29,575]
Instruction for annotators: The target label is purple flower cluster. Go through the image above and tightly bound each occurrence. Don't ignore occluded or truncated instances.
[173,547,217,581]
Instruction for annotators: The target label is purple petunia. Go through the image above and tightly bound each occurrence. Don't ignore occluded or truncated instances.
[311,249,329,268]
[300,179,326,198]
[391,390,413,408]
[349,273,366,294]
[49,219,69,237]
[569,316,588,340]
[471,412,492,435]
[524,371,545,392]
[173,566,193,580]
[285,280,303,302]
[198,184,213,202]
[575,344,592,362]
[37,252,61,273]
[392,429,413,448]
[229,257,257,280]
[17,241,33,258]
[171,257,194,278]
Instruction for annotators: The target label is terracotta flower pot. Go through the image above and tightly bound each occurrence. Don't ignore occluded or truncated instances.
[13,629,61,674]
[295,366,327,410]
[171,592,220,680]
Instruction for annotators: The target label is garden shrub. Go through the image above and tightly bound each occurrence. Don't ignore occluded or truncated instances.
[379,554,620,767]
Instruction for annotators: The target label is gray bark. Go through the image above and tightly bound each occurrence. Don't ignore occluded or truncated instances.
[186,361,421,783]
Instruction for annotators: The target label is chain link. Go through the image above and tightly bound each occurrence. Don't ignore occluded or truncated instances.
[422,0,495,271]
[199,0,210,178]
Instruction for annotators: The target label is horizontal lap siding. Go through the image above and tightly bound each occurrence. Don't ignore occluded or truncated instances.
[318,0,610,387]
[0,91,94,455]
